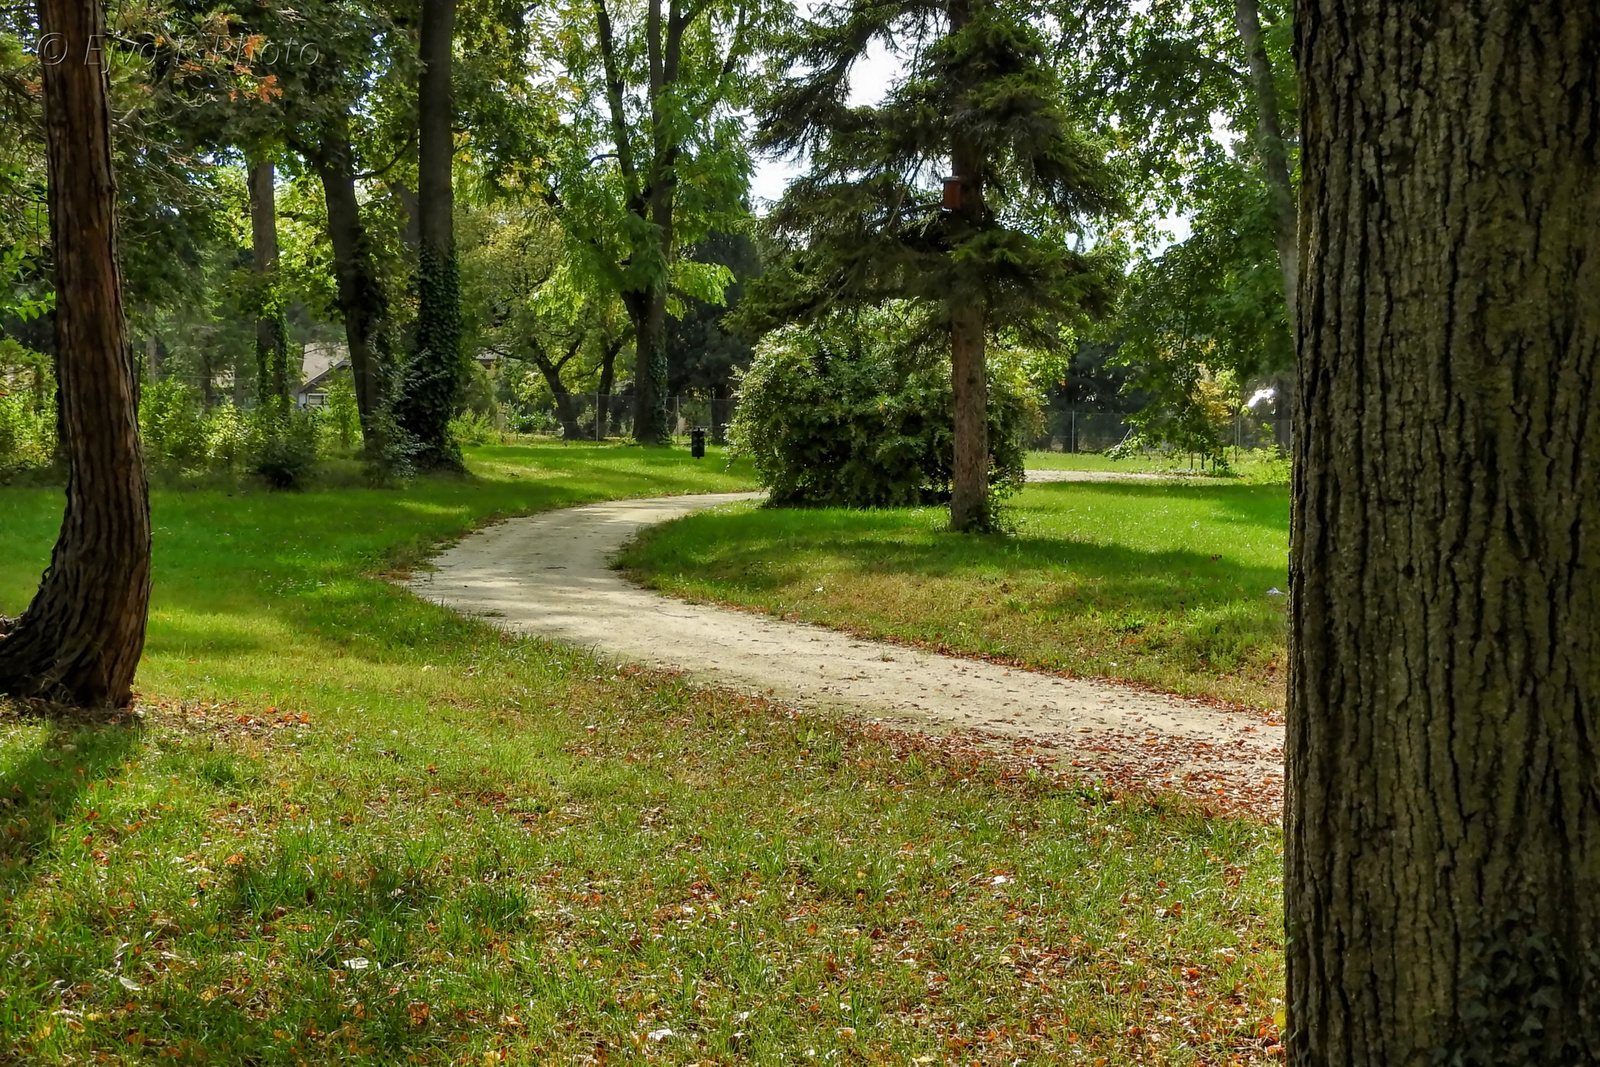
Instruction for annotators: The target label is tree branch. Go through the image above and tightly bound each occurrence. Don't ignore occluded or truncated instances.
[594,0,641,195]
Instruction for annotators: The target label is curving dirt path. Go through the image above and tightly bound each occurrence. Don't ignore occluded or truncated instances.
[407,481,1284,815]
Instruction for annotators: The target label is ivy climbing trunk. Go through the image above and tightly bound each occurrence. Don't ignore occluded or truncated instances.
[395,0,465,468]
[304,115,388,450]
[248,157,290,418]
[1288,2,1600,1063]
[631,286,671,444]
[946,0,989,533]
[0,0,150,708]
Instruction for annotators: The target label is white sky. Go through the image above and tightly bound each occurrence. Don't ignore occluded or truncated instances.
[749,37,902,208]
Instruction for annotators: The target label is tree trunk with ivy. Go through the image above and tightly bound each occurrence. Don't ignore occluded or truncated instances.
[248,157,291,418]
[0,0,150,708]
[394,0,464,468]
[1287,2,1600,1062]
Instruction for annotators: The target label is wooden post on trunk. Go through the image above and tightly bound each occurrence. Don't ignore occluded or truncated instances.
[0,0,151,708]
[1289,2,1600,1061]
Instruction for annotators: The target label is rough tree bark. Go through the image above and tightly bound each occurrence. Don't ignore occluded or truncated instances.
[1288,3,1600,1064]
[945,0,990,533]
[0,0,151,708]
[394,0,465,468]
[248,157,290,417]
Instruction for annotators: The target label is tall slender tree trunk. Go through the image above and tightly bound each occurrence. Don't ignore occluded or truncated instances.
[0,0,150,708]
[1288,3,1600,1063]
[946,0,990,533]
[1234,0,1297,326]
[395,0,465,468]
[597,337,620,439]
[305,117,387,449]
[248,157,290,417]
[628,0,677,446]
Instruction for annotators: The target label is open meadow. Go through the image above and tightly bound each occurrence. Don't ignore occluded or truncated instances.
[0,445,1284,1064]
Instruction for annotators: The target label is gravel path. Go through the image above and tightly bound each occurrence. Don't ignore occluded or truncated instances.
[407,480,1284,814]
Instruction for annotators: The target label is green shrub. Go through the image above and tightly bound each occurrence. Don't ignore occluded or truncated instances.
[203,404,252,471]
[729,310,1033,509]
[0,388,55,475]
[320,370,362,451]
[139,379,209,469]
[251,409,321,489]
[449,411,499,447]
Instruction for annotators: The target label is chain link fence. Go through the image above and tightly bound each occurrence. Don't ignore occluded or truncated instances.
[510,395,739,443]
[510,393,1292,457]
[1033,407,1292,456]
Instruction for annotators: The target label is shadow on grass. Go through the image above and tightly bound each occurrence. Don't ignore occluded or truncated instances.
[0,711,139,895]
[652,506,1287,614]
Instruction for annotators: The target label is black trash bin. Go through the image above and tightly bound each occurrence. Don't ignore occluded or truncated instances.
[690,427,707,459]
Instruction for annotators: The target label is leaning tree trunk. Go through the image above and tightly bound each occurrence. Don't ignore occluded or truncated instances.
[394,0,464,469]
[248,157,290,417]
[1287,3,1600,1064]
[307,116,388,449]
[596,337,621,439]
[0,0,151,708]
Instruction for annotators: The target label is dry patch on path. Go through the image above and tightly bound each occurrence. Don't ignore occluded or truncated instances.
[407,484,1284,817]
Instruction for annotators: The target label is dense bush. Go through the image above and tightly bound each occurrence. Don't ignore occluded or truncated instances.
[139,378,211,469]
[728,312,1034,509]
[0,388,55,476]
[251,409,322,489]
[135,379,347,487]
[321,371,362,451]
[448,411,500,446]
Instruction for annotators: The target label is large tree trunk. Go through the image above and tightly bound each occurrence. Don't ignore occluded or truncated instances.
[248,157,290,417]
[0,0,150,708]
[395,0,465,468]
[1287,3,1600,1063]
[1234,0,1297,326]
[307,116,387,449]
[630,285,671,444]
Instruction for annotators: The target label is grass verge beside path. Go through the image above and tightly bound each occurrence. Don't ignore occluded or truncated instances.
[1,443,1283,1064]
[620,482,1291,712]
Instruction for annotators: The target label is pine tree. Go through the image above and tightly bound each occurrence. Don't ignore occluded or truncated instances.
[752,0,1123,530]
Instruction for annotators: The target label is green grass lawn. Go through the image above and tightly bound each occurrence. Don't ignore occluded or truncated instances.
[619,482,1292,711]
[0,443,1283,1064]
